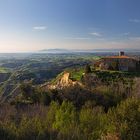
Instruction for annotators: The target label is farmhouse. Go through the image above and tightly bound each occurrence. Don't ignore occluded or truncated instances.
[94,52,140,72]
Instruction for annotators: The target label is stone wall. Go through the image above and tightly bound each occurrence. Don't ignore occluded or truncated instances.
[98,58,137,72]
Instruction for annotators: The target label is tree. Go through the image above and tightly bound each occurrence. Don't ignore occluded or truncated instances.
[20,83,35,101]
[79,105,108,140]
[108,97,140,140]
[85,64,91,74]
[41,92,51,105]
[53,101,78,139]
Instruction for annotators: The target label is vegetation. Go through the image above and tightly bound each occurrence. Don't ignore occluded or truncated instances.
[0,67,9,73]
[0,53,140,139]
[0,53,98,100]
[0,68,138,140]
[69,67,84,81]
[0,96,139,140]
[85,64,92,74]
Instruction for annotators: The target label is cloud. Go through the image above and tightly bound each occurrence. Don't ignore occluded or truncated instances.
[64,37,91,40]
[123,32,130,36]
[129,36,140,41]
[33,26,47,31]
[129,19,140,23]
[119,32,130,37]
[89,32,102,37]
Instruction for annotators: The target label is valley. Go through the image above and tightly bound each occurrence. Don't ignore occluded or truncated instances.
[0,52,140,140]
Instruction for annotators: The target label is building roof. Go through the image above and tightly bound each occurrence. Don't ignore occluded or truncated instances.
[104,55,133,59]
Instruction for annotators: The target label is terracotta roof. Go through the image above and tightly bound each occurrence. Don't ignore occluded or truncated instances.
[104,55,133,59]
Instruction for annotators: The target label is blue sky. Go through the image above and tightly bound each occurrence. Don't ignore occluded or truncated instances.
[0,0,140,52]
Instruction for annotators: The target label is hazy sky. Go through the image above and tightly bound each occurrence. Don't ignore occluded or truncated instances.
[0,0,140,52]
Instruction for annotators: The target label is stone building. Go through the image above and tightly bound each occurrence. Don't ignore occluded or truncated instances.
[94,52,140,72]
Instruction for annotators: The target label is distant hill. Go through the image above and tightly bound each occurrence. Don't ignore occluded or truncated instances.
[39,48,140,54]
[39,49,73,53]
[39,48,96,53]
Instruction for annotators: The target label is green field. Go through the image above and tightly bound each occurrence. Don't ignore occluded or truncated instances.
[0,67,9,73]
[69,68,84,81]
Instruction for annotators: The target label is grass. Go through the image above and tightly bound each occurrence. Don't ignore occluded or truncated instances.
[51,72,65,84]
[93,70,140,78]
[0,67,9,73]
[51,65,140,85]
[69,68,84,81]
[69,68,139,83]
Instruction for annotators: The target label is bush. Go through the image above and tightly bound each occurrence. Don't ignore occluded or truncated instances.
[53,101,78,139]
[108,97,140,140]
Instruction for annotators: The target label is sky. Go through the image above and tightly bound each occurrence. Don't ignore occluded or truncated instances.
[0,0,140,52]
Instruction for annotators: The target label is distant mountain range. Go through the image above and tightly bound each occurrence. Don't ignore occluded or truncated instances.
[39,48,140,54]
[39,48,95,53]
[39,49,73,53]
